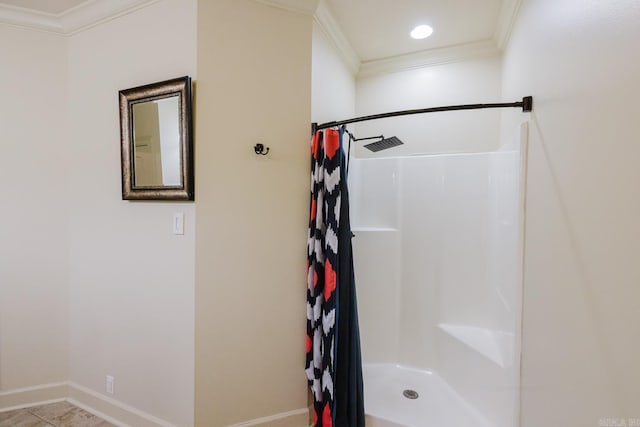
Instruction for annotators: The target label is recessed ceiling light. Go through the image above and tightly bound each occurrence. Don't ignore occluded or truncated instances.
[411,25,433,40]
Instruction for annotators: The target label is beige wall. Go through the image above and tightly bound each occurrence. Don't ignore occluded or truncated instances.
[501,0,640,425]
[195,1,312,425]
[66,1,196,425]
[0,25,69,391]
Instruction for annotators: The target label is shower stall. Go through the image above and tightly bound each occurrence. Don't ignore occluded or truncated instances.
[349,124,528,427]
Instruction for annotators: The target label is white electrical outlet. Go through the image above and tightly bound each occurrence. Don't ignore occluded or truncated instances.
[106,375,115,395]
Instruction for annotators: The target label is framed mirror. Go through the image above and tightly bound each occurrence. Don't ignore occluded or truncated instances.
[119,76,194,201]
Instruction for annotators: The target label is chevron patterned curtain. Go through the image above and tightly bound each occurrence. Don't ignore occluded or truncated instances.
[306,128,364,427]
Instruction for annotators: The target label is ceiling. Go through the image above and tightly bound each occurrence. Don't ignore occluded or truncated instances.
[0,0,515,65]
[326,0,505,62]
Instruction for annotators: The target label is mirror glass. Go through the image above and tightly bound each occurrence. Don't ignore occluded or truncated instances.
[132,96,181,187]
[119,76,194,201]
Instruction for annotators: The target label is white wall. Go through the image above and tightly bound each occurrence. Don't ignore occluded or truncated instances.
[66,1,196,425]
[354,55,503,157]
[501,0,640,425]
[311,20,356,124]
[0,25,69,391]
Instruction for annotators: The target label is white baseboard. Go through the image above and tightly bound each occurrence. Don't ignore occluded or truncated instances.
[66,397,129,427]
[0,382,67,411]
[226,408,308,427]
[1,382,309,427]
[67,382,176,427]
[0,382,174,427]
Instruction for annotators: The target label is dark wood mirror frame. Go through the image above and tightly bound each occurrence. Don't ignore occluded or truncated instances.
[119,76,194,201]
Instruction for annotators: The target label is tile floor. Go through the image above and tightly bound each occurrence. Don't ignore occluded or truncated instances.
[0,401,116,427]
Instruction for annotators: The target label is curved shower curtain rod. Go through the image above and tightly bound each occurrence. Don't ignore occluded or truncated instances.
[312,96,533,133]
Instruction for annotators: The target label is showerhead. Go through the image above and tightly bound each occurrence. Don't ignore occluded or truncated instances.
[363,136,404,152]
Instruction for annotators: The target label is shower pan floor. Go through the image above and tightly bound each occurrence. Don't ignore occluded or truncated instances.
[363,363,493,427]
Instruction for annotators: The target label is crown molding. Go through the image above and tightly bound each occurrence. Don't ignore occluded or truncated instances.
[0,0,158,35]
[358,40,501,79]
[0,4,62,33]
[252,0,320,16]
[313,0,360,75]
[61,0,159,35]
[494,0,523,50]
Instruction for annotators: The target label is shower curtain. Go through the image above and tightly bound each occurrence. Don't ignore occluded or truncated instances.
[306,128,365,427]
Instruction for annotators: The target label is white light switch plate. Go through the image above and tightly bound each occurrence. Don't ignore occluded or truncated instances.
[173,212,184,235]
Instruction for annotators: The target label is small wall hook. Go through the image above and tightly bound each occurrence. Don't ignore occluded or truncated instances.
[254,143,270,155]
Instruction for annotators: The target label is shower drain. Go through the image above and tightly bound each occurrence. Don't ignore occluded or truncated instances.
[402,389,419,400]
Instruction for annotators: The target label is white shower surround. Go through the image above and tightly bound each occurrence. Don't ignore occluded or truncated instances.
[350,126,527,427]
